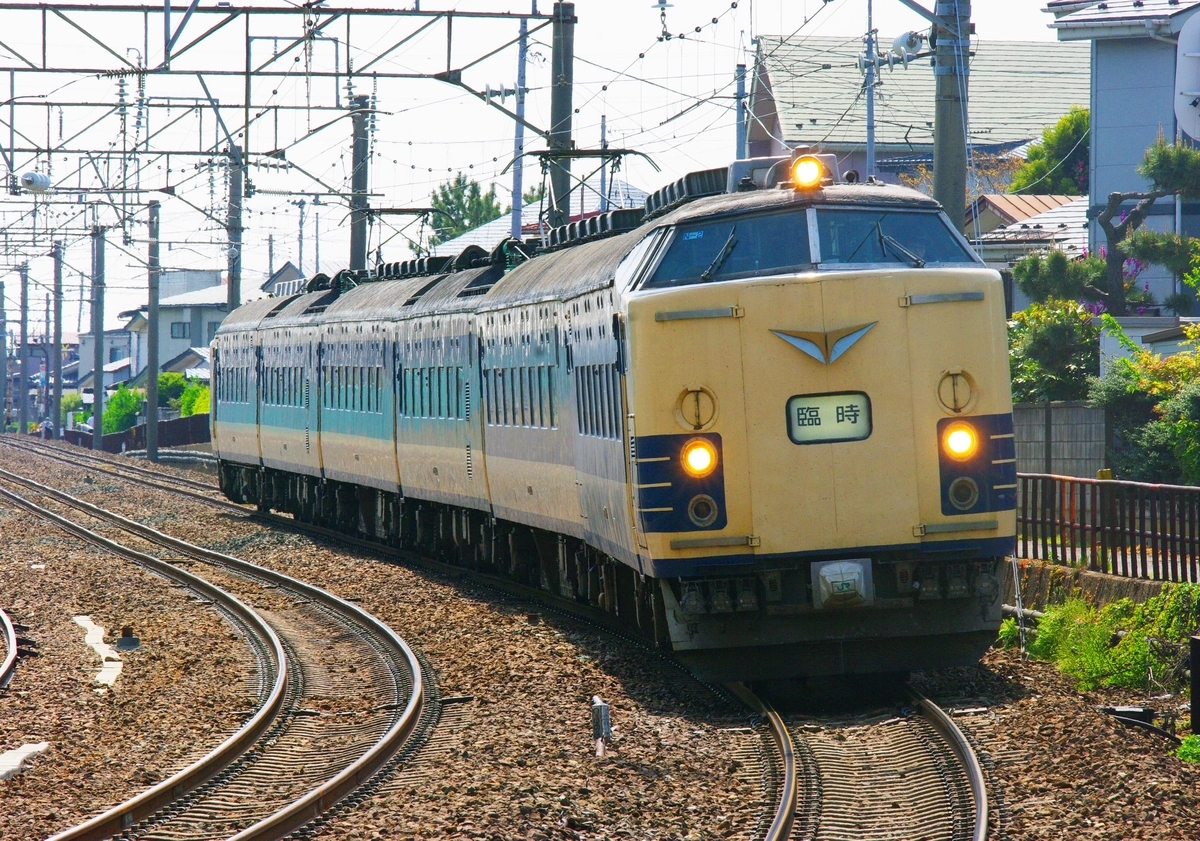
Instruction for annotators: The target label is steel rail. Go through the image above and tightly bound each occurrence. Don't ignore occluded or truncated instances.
[0,607,17,688]
[0,438,217,492]
[0,482,288,841]
[724,683,796,841]
[910,689,990,841]
[0,466,425,841]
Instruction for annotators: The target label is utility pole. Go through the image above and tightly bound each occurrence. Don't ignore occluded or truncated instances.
[294,199,307,276]
[227,145,243,314]
[933,0,970,230]
[17,262,27,435]
[52,242,62,438]
[0,280,6,432]
[91,226,105,451]
[314,212,321,273]
[548,1,576,229]
[735,63,747,160]
[599,114,609,212]
[267,232,275,279]
[512,10,530,240]
[865,0,877,180]
[146,200,161,462]
[350,95,370,271]
[43,293,49,421]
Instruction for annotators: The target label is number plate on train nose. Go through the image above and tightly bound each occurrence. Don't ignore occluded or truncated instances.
[786,392,872,445]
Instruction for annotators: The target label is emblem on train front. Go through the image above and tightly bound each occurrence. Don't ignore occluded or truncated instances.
[770,322,877,365]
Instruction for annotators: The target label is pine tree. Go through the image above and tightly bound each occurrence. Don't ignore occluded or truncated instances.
[426,173,505,249]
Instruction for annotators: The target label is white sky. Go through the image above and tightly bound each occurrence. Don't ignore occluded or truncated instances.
[0,0,1059,335]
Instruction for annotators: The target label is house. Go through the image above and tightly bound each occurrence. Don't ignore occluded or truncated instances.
[1050,0,1200,305]
[265,261,304,297]
[129,346,211,387]
[972,197,1090,313]
[965,194,1079,236]
[78,357,133,402]
[77,328,135,389]
[121,281,268,381]
[746,37,1091,184]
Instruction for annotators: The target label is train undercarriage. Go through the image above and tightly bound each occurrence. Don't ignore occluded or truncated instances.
[219,460,1003,683]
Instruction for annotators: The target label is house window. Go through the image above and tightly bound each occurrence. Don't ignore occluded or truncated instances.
[171,322,189,339]
[207,322,221,344]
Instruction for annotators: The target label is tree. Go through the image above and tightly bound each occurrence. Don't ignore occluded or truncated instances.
[522,182,547,206]
[1010,106,1089,196]
[1093,137,1200,315]
[102,384,142,434]
[179,382,209,417]
[60,392,83,427]
[1008,300,1100,402]
[899,151,1020,201]
[1011,248,1155,311]
[422,173,505,251]
[157,372,187,408]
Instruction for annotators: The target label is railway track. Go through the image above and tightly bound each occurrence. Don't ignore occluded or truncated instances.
[0,466,428,841]
[6,437,990,841]
[740,683,990,841]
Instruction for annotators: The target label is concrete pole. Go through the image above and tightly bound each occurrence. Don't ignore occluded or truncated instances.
[349,95,370,272]
[735,63,747,160]
[865,0,876,180]
[0,280,6,431]
[933,0,970,231]
[92,227,105,451]
[227,145,243,313]
[52,241,62,438]
[512,12,529,240]
[17,262,27,434]
[599,114,608,212]
[146,200,161,462]
[296,199,306,276]
[267,232,275,278]
[43,293,49,421]
[548,2,575,229]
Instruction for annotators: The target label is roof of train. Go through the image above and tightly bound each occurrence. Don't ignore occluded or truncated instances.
[216,180,943,338]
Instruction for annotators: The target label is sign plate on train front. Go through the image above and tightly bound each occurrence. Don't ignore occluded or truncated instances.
[786,392,872,445]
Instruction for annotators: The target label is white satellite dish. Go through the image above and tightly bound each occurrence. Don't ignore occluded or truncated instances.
[1175,13,1200,141]
[19,172,50,193]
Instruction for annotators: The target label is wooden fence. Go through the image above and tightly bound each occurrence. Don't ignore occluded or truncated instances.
[1018,473,1200,583]
[62,413,210,454]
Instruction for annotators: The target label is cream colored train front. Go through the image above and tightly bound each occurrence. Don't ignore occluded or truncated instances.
[212,153,1014,683]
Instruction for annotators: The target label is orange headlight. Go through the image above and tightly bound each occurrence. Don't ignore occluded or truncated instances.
[791,156,823,189]
[681,438,718,478]
[942,421,979,461]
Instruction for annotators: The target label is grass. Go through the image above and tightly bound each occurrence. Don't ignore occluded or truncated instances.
[999,583,1200,693]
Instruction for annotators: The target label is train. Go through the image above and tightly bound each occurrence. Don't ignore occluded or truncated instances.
[211,151,1015,682]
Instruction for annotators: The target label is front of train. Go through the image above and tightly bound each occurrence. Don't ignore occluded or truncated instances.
[620,155,1014,681]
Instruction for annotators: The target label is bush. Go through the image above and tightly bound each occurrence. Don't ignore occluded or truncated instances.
[1020,586,1200,692]
[157,372,187,408]
[1178,735,1200,763]
[102,385,142,434]
[60,392,84,427]
[1008,300,1100,401]
[179,382,210,417]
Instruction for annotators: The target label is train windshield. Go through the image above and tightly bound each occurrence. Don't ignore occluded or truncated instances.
[815,208,975,267]
[642,210,811,288]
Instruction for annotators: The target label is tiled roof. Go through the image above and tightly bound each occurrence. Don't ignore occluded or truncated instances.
[757,37,1090,151]
[1052,0,1200,26]
[974,196,1089,252]
[968,194,1079,227]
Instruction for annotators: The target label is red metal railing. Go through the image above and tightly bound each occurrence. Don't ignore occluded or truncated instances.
[1018,473,1200,582]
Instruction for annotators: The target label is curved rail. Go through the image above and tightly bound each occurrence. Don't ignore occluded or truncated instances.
[0,608,17,688]
[0,483,289,841]
[724,683,796,841]
[910,690,990,841]
[0,467,424,841]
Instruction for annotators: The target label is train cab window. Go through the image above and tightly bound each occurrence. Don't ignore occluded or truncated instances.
[643,210,811,288]
[815,208,976,267]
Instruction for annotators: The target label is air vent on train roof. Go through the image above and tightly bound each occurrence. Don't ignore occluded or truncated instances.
[643,166,730,221]
[373,255,452,281]
[541,207,645,253]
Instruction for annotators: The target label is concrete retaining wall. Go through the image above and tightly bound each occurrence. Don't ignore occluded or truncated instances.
[1003,557,1166,611]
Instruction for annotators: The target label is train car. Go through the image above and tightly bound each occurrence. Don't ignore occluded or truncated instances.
[212,152,1013,682]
